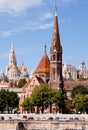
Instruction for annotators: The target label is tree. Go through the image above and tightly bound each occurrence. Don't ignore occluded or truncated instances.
[30,83,54,114]
[72,93,83,113]
[8,91,19,113]
[0,89,7,113]
[72,85,88,97]
[0,89,19,113]
[65,99,72,114]
[53,90,67,113]
[21,98,31,113]
[17,79,27,88]
[82,95,88,113]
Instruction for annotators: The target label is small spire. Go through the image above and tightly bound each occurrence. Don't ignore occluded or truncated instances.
[44,44,47,54]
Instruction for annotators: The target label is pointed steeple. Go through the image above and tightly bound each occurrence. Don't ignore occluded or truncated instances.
[9,41,17,66]
[51,6,61,51]
[50,4,63,90]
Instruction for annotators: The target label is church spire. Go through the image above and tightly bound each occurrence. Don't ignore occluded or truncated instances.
[9,41,17,66]
[50,3,63,90]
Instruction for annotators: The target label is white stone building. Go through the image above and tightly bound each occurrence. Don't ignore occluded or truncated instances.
[63,63,77,80]
[6,42,29,83]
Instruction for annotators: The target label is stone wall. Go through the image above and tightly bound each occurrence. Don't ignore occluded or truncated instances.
[0,114,88,130]
[0,120,88,130]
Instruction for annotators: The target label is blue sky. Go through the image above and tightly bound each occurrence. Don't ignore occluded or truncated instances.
[0,0,88,73]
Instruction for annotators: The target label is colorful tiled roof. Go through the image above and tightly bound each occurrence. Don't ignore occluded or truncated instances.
[18,63,28,73]
[0,82,10,87]
[34,54,50,74]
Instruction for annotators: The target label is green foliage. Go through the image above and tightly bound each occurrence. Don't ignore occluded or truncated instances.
[0,89,7,112]
[65,99,72,113]
[52,89,66,113]
[72,93,83,113]
[0,89,19,113]
[71,85,88,114]
[20,83,66,114]
[83,95,88,113]
[17,79,27,88]
[21,98,31,112]
[30,83,55,113]
[53,90,65,107]
[8,91,19,112]
[72,85,88,97]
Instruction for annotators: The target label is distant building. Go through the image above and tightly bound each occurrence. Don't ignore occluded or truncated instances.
[78,60,88,79]
[63,63,77,80]
[6,42,29,83]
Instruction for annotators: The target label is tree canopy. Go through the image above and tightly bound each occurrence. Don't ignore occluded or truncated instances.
[21,83,66,114]
[72,85,88,97]
[30,83,54,113]
[0,89,19,113]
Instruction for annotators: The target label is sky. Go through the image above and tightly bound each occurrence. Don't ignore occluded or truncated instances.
[0,0,88,74]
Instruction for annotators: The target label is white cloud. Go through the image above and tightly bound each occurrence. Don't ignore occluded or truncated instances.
[20,21,53,31]
[2,29,17,37]
[1,21,53,37]
[39,12,53,21]
[0,0,43,15]
[36,22,53,30]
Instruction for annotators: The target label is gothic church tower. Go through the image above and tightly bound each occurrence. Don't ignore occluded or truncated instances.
[9,42,17,66]
[50,8,63,90]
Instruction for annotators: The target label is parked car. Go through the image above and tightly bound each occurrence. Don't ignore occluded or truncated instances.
[0,116,4,121]
[28,117,34,120]
[54,117,59,121]
[48,117,53,120]
[4,116,12,121]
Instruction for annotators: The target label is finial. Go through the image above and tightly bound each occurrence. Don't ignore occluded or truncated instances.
[55,0,58,16]
[44,44,47,54]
